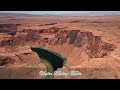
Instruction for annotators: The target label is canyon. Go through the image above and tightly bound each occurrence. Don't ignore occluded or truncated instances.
[0,16,120,79]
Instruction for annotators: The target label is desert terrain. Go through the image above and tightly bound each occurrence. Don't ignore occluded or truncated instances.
[0,16,120,79]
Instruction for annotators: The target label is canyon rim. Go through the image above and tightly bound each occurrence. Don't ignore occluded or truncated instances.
[0,11,120,79]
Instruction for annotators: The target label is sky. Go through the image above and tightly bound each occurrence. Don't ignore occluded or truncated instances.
[0,11,120,16]
[0,11,94,14]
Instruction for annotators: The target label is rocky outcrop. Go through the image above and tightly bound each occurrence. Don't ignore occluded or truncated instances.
[0,31,40,46]
[48,30,116,58]
[20,27,61,34]
[68,30,80,44]
[0,24,21,37]
[0,45,40,67]
[74,31,116,58]
[0,56,13,66]
[38,23,57,26]
[0,24,21,33]
[48,30,80,45]
[26,32,39,41]
[49,30,68,44]
[0,24,21,28]
[0,35,27,46]
[69,20,80,23]
[0,26,116,58]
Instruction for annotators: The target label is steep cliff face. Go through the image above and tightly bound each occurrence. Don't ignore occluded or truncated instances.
[0,25,116,59]
[0,24,20,33]
[68,30,80,44]
[0,45,40,67]
[0,36,25,46]
[47,30,115,58]
[49,30,68,45]
[74,31,116,58]
[0,17,120,79]
[48,30,80,45]
[20,27,62,34]
[0,24,21,42]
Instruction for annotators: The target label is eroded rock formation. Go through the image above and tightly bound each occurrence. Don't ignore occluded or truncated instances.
[0,16,119,79]
[0,56,13,66]
[0,25,116,59]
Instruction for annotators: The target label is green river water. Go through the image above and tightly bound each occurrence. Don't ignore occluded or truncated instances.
[31,47,67,79]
